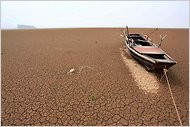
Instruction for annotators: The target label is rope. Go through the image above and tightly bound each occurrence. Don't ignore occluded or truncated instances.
[163,69,183,126]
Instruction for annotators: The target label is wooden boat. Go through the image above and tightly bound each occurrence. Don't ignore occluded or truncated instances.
[121,26,177,71]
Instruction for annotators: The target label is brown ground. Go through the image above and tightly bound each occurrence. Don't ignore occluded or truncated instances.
[1,28,189,126]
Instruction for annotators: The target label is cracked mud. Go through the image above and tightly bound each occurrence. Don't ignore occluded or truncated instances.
[1,28,189,126]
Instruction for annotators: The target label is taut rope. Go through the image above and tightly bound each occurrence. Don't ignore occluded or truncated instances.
[161,69,183,126]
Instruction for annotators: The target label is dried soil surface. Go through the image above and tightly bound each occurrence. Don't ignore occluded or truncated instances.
[1,28,189,126]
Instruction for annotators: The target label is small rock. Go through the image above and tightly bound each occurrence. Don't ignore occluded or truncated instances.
[69,68,75,73]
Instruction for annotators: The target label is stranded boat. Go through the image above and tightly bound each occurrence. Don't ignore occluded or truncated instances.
[121,26,177,71]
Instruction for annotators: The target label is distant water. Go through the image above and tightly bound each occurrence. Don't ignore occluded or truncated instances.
[17,24,36,29]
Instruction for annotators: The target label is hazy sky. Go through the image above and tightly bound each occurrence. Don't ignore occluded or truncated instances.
[1,1,189,29]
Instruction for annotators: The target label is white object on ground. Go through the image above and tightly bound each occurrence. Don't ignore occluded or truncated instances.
[69,68,75,73]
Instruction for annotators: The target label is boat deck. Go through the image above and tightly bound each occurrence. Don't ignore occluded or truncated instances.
[133,46,165,54]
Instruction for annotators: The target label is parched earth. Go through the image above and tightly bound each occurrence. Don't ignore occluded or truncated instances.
[1,28,189,126]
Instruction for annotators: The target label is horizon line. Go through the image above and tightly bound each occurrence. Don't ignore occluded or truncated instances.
[1,26,190,30]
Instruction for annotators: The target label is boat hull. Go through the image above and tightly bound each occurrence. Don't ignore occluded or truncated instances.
[125,41,176,71]
[129,49,176,71]
[121,28,176,71]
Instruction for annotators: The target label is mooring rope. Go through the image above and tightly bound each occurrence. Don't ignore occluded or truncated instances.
[163,69,183,126]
